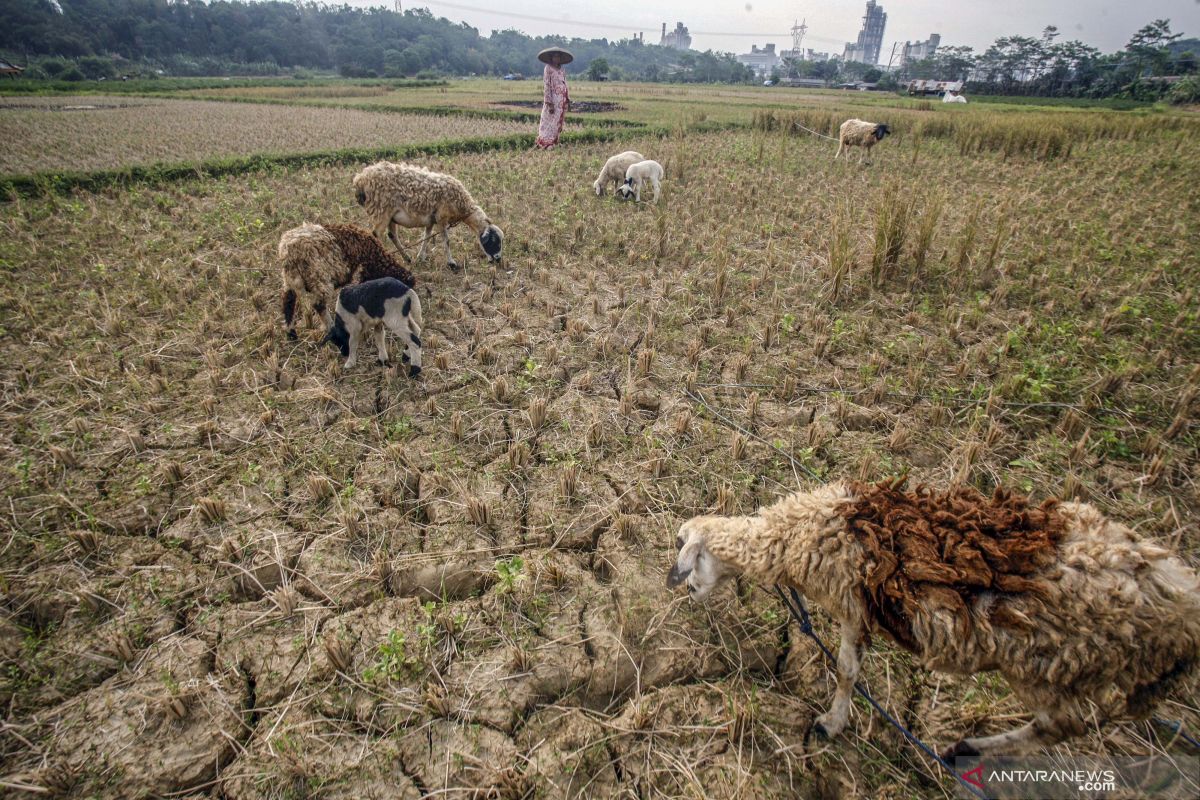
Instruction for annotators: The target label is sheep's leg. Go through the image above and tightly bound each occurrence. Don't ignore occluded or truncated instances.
[388,221,413,263]
[283,289,298,340]
[385,306,422,377]
[813,620,864,739]
[344,324,360,370]
[634,178,642,203]
[439,224,458,271]
[375,323,388,366]
[415,222,433,263]
[834,141,844,160]
[651,177,661,203]
[943,707,1082,759]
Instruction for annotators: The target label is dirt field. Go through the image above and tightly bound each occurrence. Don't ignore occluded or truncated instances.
[1,85,1198,799]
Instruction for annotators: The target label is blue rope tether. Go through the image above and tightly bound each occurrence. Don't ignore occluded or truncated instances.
[1151,717,1200,750]
[774,585,993,800]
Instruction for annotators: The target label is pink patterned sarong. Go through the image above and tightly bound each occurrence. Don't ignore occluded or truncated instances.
[535,64,569,149]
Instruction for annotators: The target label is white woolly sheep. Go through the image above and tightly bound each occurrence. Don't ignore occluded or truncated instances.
[834,119,891,163]
[593,150,645,196]
[353,160,503,271]
[943,91,968,104]
[322,277,423,375]
[279,222,417,340]
[616,159,664,203]
[668,479,1200,757]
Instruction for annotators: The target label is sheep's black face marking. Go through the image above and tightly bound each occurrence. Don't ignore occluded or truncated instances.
[410,332,421,348]
[666,562,691,589]
[325,316,350,358]
[875,124,891,140]
[355,187,367,205]
[617,180,635,201]
[480,226,503,261]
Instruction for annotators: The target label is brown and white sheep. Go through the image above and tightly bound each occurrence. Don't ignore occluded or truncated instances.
[352,161,503,271]
[593,150,645,196]
[668,479,1200,757]
[279,222,417,340]
[834,118,891,163]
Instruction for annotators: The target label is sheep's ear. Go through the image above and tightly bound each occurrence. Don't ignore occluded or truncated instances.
[667,538,703,588]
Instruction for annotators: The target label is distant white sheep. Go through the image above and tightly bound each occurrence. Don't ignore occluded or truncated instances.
[943,91,968,104]
[593,151,645,196]
[834,119,891,164]
[353,161,503,271]
[616,159,664,203]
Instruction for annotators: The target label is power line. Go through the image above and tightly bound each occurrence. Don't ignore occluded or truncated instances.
[418,2,848,46]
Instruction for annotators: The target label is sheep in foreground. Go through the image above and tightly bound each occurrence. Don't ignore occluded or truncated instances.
[616,159,664,203]
[279,222,417,340]
[593,150,645,196]
[668,479,1200,757]
[322,277,423,375]
[353,161,503,271]
[834,118,891,163]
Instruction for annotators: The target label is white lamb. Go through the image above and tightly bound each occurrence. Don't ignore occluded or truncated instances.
[593,151,645,196]
[353,161,503,271]
[616,160,664,203]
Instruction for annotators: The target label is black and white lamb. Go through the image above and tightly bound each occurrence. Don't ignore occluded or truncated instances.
[322,277,423,376]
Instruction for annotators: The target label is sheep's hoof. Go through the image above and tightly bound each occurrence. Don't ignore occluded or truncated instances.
[287,330,298,341]
[408,365,422,378]
[812,721,831,740]
[378,358,389,367]
[447,259,460,272]
[940,740,980,761]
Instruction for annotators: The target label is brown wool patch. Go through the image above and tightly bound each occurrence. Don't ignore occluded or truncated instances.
[324,223,418,288]
[842,480,1066,654]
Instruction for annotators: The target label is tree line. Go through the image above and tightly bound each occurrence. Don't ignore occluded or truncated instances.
[776,20,1197,102]
[0,0,754,83]
[2,1,1195,102]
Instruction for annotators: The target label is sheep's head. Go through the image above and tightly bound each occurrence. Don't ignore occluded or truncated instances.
[616,179,635,201]
[479,224,504,262]
[667,516,738,600]
[593,179,605,197]
[321,315,351,358]
[874,123,891,140]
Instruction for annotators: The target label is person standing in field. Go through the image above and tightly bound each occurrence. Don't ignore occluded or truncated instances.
[535,47,572,149]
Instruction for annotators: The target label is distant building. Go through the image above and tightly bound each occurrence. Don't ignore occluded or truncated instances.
[842,0,887,65]
[660,22,692,51]
[900,34,941,66]
[0,59,24,79]
[737,44,780,76]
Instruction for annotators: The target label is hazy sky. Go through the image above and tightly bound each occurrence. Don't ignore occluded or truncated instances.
[396,1,1199,58]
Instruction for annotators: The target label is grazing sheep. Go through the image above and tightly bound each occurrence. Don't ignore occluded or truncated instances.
[322,277,423,375]
[279,222,417,340]
[616,159,664,203]
[834,119,891,163]
[668,479,1200,757]
[353,161,503,271]
[593,150,645,196]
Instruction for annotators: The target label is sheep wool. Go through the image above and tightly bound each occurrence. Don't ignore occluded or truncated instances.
[594,151,645,196]
[278,222,417,339]
[353,161,503,269]
[673,479,1200,756]
[835,118,891,163]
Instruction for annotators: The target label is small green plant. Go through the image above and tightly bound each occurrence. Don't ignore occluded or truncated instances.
[495,556,525,594]
[362,630,414,682]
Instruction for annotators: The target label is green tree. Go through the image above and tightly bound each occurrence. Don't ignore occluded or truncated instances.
[586,57,609,81]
